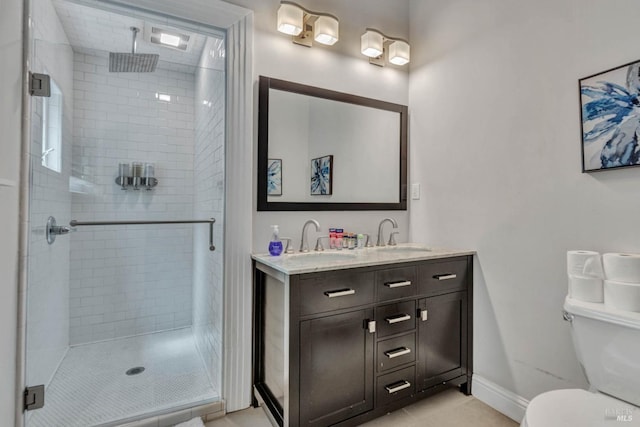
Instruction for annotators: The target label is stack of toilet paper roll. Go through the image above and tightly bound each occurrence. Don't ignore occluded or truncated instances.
[567,251,604,303]
[602,253,640,312]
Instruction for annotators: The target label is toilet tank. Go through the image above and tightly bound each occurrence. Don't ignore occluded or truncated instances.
[565,297,640,407]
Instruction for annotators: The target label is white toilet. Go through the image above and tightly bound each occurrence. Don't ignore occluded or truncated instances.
[521,296,640,427]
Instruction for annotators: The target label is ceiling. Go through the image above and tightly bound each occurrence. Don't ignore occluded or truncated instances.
[51,0,219,70]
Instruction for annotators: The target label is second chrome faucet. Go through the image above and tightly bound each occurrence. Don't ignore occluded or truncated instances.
[300,219,321,252]
[376,217,399,247]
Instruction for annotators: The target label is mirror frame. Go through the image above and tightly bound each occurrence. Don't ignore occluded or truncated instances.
[257,76,408,211]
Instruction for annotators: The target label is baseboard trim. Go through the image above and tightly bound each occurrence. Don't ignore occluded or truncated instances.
[472,375,529,423]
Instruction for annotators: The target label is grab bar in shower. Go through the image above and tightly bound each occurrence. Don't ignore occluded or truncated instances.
[69,218,216,251]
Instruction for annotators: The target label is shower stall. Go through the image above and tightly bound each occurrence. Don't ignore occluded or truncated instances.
[23,0,227,425]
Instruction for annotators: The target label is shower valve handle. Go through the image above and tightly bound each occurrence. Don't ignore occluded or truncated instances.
[52,225,71,235]
[46,216,71,245]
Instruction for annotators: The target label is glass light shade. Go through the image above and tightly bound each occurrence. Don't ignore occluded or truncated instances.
[361,30,383,58]
[277,3,303,36]
[314,15,339,45]
[389,40,410,65]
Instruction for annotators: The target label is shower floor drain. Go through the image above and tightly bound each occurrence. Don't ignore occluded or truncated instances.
[125,366,145,376]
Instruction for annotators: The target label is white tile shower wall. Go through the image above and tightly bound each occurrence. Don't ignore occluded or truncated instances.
[69,52,197,344]
[26,0,74,389]
[192,36,225,391]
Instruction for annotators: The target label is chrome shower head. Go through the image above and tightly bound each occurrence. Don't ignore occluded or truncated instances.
[109,27,158,73]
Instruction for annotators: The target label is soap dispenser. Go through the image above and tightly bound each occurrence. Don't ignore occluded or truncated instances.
[269,225,283,256]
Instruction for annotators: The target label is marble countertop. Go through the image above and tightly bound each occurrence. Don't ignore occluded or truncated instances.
[252,243,475,275]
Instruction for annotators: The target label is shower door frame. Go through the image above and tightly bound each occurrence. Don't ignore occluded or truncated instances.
[16,0,255,425]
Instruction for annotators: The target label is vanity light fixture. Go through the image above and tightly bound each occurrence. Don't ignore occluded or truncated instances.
[277,1,339,47]
[361,28,410,66]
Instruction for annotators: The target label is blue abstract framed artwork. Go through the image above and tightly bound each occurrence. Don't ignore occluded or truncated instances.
[267,159,282,196]
[580,60,640,172]
[310,155,333,195]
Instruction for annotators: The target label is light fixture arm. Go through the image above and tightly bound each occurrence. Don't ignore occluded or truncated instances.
[280,1,339,23]
[363,27,409,46]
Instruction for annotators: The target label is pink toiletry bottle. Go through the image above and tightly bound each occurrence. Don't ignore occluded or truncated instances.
[336,229,344,250]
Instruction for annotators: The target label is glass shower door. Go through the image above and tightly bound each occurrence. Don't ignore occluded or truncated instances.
[24,0,226,424]
[24,32,75,421]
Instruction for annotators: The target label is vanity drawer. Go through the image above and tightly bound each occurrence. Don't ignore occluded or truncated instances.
[418,258,468,295]
[376,266,417,302]
[377,333,416,373]
[376,366,415,407]
[375,300,415,338]
[299,270,375,315]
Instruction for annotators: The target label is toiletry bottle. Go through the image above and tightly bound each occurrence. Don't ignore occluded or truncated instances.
[336,229,344,250]
[268,225,283,256]
[329,228,336,249]
[357,233,364,249]
[348,233,355,250]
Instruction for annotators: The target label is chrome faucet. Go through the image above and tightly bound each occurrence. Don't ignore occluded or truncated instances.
[280,237,294,254]
[300,219,321,252]
[376,217,398,246]
[315,236,329,251]
[388,231,399,246]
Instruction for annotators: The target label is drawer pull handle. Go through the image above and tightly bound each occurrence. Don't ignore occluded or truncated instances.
[385,314,411,324]
[434,273,457,281]
[324,288,356,298]
[385,380,411,394]
[384,347,411,359]
[384,280,412,288]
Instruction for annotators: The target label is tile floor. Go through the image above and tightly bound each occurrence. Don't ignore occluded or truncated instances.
[30,328,218,427]
[204,388,519,427]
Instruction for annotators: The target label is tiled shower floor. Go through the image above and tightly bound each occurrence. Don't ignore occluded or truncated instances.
[29,328,219,427]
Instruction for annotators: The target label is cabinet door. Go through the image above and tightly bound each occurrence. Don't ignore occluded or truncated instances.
[416,292,467,391]
[299,309,374,427]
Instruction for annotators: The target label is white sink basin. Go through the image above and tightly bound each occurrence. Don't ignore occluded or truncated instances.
[374,246,432,253]
[285,251,358,262]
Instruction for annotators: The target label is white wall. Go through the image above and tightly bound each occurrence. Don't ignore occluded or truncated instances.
[0,0,23,420]
[224,0,411,252]
[70,53,197,344]
[408,0,640,404]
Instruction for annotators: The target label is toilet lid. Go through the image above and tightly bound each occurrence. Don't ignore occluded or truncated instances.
[524,389,640,427]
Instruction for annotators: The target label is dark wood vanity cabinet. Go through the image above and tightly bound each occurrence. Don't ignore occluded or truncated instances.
[417,292,468,391]
[253,255,473,427]
[299,310,375,427]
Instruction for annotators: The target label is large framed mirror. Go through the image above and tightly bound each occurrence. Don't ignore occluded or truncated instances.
[257,76,408,211]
